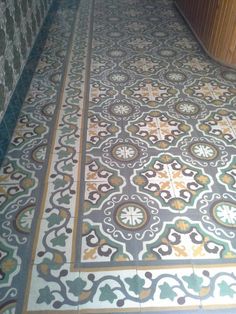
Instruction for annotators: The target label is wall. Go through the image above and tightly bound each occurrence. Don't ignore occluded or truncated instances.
[0,0,53,123]
[175,0,236,67]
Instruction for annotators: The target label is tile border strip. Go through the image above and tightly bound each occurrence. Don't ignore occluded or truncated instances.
[19,0,82,312]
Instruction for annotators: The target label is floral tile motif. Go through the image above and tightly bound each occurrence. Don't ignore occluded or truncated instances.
[174,54,215,75]
[82,193,161,263]
[86,111,120,150]
[124,78,178,107]
[198,109,236,146]
[33,218,78,265]
[91,55,114,75]
[102,137,149,169]
[0,237,21,288]
[38,178,79,220]
[172,36,201,52]
[180,136,229,168]
[141,217,236,261]
[10,114,48,149]
[79,270,140,312]
[26,264,80,312]
[0,159,36,210]
[218,156,236,194]
[1,0,236,313]
[193,265,236,309]
[185,78,236,106]
[83,156,124,213]
[137,266,201,311]
[80,219,137,263]
[89,80,117,107]
[124,36,156,53]
[101,97,142,122]
[127,111,191,149]
[133,154,212,212]
[121,55,167,76]
[211,201,236,229]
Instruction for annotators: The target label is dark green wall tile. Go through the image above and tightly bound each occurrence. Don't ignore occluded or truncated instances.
[0,0,54,166]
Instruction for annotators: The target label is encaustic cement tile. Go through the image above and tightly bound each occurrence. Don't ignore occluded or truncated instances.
[48,177,83,204]
[32,217,77,265]
[42,148,126,222]
[32,211,143,268]
[25,263,80,313]
[38,174,86,220]
[0,175,37,213]
[49,128,83,159]
[0,214,34,261]
[0,157,36,185]
[31,210,146,271]
[138,215,236,263]
[79,269,141,313]
[26,268,143,313]
[192,264,236,310]
[137,266,201,312]
[48,153,82,179]
[31,215,132,266]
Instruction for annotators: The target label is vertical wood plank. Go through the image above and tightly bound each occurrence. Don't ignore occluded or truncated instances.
[175,0,236,67]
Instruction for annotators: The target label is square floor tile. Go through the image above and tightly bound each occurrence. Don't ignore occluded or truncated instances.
[33,217,77,264]
[79,269,141,313]
[25,263,80,313]
[137,265,201,312]
[193,263,236,310]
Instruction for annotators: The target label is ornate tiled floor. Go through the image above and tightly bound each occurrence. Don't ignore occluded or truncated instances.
[1,0,236,313]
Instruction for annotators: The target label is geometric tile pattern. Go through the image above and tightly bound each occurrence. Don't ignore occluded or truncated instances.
[1,0,236,313]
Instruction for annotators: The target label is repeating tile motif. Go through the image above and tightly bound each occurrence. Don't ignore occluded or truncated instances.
[1,0,236,313]
[0,0,53,122]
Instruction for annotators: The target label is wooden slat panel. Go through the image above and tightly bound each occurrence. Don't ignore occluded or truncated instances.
[175,0,236,67]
